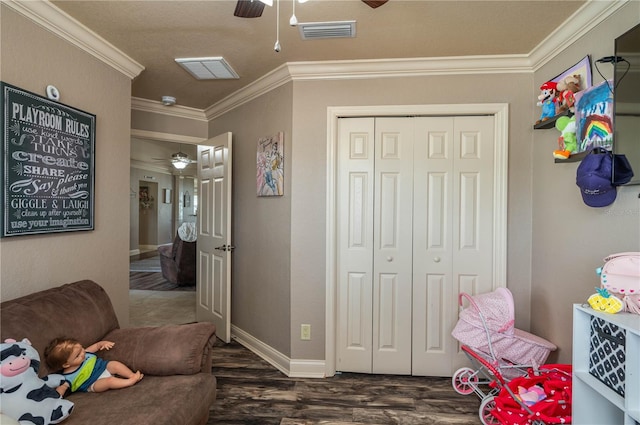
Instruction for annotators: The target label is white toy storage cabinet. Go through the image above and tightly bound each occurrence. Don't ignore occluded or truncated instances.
[573,304,640,425]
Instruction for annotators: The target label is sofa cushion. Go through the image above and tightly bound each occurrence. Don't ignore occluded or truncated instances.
[101,322,216,375]
[62,374,216,425]
[0,280,119,376]
[0,280,217,425]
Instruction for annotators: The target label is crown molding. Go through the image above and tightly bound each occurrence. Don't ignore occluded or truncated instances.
[130,158,172,175]
[204,64,293,120]
[131,97,208,122]
[286,55,532,81]
[130,129,206,145]
[528,0,628,71]
[2,0,144,79]
[9,0,622,121]
[131,158,197,176]
[204,55,531,119]
[204,0,622,119]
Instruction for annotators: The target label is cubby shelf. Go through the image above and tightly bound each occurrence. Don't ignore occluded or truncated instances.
[573,305,640,425]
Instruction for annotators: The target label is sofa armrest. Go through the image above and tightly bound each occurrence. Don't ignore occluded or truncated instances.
[99,322,216,376]
[157,243,174,260]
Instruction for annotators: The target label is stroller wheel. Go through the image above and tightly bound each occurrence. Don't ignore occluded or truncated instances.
[452,367,478,395]
[479,396,499,425]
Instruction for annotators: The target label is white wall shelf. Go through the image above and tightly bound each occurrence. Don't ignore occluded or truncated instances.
[573,304,640,425]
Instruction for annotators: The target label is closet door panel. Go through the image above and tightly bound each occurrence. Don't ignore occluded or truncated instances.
[412,117,456,376]
[372,118,413,374]
[453,117,495,293]
[451,116,496,371]
[337,118,375,373]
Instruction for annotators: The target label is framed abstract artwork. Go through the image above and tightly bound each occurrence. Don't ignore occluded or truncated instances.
[256,132,284,197]
[574,79,614,153]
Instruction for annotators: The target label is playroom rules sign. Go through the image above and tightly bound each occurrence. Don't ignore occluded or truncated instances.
[1,82,95,237]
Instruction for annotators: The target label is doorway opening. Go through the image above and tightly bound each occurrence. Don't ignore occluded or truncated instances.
[129,133,202,327]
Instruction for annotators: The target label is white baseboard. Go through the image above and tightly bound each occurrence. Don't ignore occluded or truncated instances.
[289,359,326,378]
[231,325,326,378]
[129,249,140,256]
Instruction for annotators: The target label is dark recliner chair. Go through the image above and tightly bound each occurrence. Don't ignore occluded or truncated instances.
[158,233,196,286]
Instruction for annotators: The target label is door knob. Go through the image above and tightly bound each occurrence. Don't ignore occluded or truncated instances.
[434,256,441,263]
[386,256,393,262]
[214,244,235,252]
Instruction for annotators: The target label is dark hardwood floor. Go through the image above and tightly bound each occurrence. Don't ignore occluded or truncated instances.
[130,250,481,424]
[208,340,482,425]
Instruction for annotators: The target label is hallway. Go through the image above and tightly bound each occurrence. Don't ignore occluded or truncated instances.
[129,289,195,327]
[129,249,196,327]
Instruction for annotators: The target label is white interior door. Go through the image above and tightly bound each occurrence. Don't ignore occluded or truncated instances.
[336,117,414,375]
[336,118,375,373]
[411,117,455,376]
[372,118,414,374]
[411,116,495,376]
[336,115,496,376]
[196,132,233,343]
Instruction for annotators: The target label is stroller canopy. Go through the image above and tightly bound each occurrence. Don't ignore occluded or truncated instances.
[459,287,515,335]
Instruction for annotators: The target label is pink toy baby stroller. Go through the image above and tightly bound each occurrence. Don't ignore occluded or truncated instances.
[451,288,558,424]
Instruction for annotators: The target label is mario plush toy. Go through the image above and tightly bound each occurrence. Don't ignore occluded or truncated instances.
[536,81,558,124]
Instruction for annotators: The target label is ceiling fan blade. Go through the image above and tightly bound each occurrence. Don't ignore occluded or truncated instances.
[234,0,265,18]
[362,0,388,8]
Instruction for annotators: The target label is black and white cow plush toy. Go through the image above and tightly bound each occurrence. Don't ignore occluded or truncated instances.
[0,338,74,425]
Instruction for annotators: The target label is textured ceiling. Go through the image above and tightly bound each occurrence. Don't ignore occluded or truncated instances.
[51,0,585,110]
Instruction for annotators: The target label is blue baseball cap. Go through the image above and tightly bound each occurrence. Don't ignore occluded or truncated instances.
[576,151,617,207]
[612,154,634,185]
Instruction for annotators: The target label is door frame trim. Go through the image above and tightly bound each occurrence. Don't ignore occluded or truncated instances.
[325,103,509,377]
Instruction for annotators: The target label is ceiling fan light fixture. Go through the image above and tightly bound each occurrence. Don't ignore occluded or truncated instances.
[161,96,176,106]
[171,151,194,169]
[172,160,189,170]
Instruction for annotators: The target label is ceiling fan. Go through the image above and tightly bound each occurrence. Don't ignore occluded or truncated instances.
[234,0,388,18]
[153,147,197,170]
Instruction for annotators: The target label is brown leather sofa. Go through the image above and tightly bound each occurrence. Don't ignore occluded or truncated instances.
[0,280,217,425]
[158,234,196,286]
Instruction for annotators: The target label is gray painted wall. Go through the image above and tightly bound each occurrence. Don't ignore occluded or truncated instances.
[208,4,640,364]
[3,1,638,367]
[531,2,640,362]
[209,84,294,357]
[0,5,132,326]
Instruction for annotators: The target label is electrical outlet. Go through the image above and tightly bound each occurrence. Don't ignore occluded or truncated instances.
[301,324,311,340]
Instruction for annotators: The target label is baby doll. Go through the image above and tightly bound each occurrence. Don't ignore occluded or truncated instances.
[44,337,143,395]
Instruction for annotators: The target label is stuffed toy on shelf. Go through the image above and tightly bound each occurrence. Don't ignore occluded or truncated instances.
[553,115,578,159]
[588,287,623,314]
[556,74,581,113]
[536,81,558,124]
